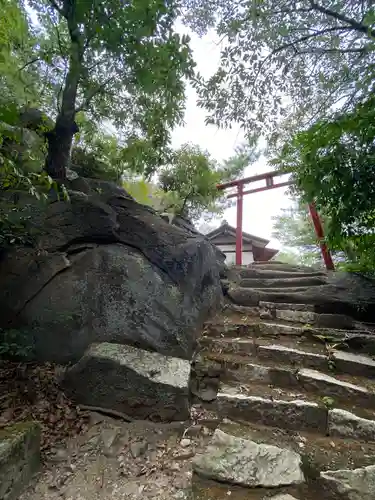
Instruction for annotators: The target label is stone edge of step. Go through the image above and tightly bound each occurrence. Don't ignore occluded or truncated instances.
[199,350,374,400]
[213,386,375,441]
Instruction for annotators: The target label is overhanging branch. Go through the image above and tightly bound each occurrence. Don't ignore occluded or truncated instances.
[274,28,368,54]
[309,0,375,38]
[75,76,113,112]
[48,0,64,17]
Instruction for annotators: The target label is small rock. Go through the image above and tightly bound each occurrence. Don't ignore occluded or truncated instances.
[50,447,70,462]
[260,310,273,320]
[180,438,192,448]
[183,425,202,437]
[101,427,120,449]
[130,440,148,458]
[198,387,218,402]
[169,462,181,471]
[88,411,105,426]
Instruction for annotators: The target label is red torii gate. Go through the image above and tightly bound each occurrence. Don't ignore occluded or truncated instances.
[217,170,335,271]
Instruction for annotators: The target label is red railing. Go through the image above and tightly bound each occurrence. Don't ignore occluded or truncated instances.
[217,170,334,271]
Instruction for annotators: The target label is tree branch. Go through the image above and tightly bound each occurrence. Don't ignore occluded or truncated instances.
[274,28,368,54]
[48,0,64,17]
[75,76,113,112]
[295,46,370,55]
[309,0,375,38]
[19,57,40,72]
[54,24,65,57]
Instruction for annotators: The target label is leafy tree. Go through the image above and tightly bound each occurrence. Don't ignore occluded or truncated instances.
[275,96,375,272]
[271,200,325,266]
[276,96,375,239]
[276,250,301,266]
[158,143,247,221]
[198,222,217,234]
[24,0,194,179]
[0,0,35,114]
[183,0,375,145]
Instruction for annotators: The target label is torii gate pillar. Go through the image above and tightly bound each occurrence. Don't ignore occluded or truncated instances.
[218,171,335,271]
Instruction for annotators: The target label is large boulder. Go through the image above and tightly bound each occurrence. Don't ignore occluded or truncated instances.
[0,179,225,362]
[62,343,191,421]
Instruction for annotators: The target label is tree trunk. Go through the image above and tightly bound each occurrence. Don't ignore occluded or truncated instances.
[45,118,78,180]
[44,3,83,180]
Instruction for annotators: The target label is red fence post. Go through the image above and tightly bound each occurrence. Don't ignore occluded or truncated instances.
[308,203,335,271]
[236,184,243,265]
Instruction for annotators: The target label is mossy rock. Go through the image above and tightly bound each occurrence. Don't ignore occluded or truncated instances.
[0,421,41,500]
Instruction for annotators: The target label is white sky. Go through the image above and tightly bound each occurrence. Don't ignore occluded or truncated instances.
[171,26,293,249]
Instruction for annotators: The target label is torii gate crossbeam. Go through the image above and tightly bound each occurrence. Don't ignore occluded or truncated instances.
[217,170,335,271]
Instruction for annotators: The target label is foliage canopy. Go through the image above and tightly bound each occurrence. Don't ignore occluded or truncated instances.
[184,0,375,145]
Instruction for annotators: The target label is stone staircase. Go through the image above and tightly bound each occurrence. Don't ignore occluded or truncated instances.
[191,262,375,500]
[9,261,375,500]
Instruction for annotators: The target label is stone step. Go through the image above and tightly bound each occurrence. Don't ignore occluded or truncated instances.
[212,383,375,440]
[204,318,375,355]
[227,286,339,310]
[214,383,328,433]
[199,337,375,379]
[259,301,356,329]
[239,276,327,289]
[252,262,324,272]
[202,352,375,410]
[257,343,375,379]
[0,422,41,500]
[206,318,362,339]
[237,268,326,279]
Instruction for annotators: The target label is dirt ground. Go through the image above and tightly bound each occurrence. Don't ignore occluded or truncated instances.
[20,412,207,500]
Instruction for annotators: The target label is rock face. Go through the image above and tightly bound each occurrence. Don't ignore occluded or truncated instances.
[0,179,224,362]
[320,465,375,500]
[0,422,41,500]
[192,429,304,487]
[62,343,191,421]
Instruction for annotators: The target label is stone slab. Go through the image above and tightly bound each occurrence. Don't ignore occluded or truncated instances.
[258,344,328,371]
[298,368,373,407]
[258,322,306,336]
[328,408,375,441]
[275,309,316,324]
[215,387,328,433]
[269,496,299,500]
[62,343,191,421]
[239,269,325,279]
[333,350,375,378]
[0,422,41,500]
[320,465,375,500]
[239,276,326,289]
[199,337,255,356]
[266,307,355,330]
[259,302,316,312]
[193,429,304,487]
